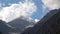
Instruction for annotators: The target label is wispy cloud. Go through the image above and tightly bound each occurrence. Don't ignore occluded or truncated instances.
[0,0,37,22]
[42,0,60,9]
[42,5,46,14]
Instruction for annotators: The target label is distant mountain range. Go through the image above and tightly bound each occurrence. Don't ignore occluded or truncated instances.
[0,17,35,34]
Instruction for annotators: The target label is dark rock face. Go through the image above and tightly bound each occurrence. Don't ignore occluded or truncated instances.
[21,9,60,34]
[0,20,10,34]
[0,20,16,34]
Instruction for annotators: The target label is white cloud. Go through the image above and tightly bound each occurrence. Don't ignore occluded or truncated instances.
[35,19,39,23]
[42,0,60,9]
[20,17,35,23]
[0,0,37,22]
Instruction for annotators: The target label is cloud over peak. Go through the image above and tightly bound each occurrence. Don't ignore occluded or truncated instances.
[0,0,37,22]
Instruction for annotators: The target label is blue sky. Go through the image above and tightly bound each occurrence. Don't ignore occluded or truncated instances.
[31,0,50,20]
[0,0,57,20]
[0,0,51,22]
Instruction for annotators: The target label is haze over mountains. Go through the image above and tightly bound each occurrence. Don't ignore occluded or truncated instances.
[0,17,35,34]
[8,17,35,32]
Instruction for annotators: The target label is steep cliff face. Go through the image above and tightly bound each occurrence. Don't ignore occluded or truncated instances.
[21,9,60,34]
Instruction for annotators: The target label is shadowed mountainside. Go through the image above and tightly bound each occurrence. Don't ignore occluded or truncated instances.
[21,9,60,34]
[0,20,12,34]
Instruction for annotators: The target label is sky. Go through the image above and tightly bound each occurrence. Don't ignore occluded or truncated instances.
[0,0,60,23]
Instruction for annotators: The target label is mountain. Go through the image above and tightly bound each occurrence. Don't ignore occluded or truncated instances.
[8,17,35,32]
[0,20,9,34]
[0,20,12,34]
[21,9,60,34]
